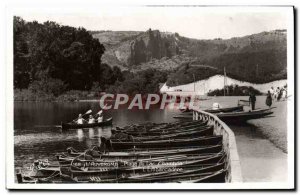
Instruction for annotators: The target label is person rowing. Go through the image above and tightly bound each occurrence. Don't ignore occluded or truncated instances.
[88,115,96,124]
[77,114,87,124]
[96,110,103,123]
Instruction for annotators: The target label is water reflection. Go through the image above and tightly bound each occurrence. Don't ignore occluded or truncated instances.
[77,129,84,142]
[88,128,94,138]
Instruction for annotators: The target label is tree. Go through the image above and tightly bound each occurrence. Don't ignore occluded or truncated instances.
[13,16,106,91]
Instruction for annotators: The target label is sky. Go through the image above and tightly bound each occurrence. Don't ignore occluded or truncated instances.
[16,6,289,39]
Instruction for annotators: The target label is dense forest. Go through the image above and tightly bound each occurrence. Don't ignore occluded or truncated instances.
[14,17,167,101]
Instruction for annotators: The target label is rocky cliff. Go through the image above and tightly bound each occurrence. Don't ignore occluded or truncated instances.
[91,29,287,84]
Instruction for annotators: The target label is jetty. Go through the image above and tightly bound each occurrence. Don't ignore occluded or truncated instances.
[192,107,243,182]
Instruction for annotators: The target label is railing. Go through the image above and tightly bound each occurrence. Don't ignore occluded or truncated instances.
[192,108,243,183]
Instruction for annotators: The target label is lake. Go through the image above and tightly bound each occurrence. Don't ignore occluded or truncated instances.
[14,96,287,182]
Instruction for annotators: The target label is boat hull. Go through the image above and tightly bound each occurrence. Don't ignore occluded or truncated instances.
[216,109,273,122]
[110,136,223,150]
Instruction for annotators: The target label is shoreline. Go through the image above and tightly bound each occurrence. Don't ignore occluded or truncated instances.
[248,120,287,153]
[247,101,287,153]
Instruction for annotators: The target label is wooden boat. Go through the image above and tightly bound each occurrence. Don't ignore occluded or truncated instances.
[16,171,74,184]
[69,153,224,169]
[16,162,73,184]
[216,108,274,122]
[173,115,192,120]
[204,105,244,113]
[119,120,207,134]
[61,117,112,130]
[107,135,223,150]
[62,144,223,159]
[117,170,226,183]
[112,123,203,135]
[68,162,225,182]
[117,122,169,131]
[127,162,225,180]
[74,169,227,183]
[180,105,243,114]
[57,151,224,167]
[118,120,202,131]
[147,120,208,132]
[60,153,225,178]
[176,169,226,183]
[111,125,213,137]
[111,126,214,141]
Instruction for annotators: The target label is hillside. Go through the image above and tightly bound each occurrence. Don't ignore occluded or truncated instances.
[92,29,287,84]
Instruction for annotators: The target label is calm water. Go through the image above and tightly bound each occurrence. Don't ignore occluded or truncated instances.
[14,96,287,182]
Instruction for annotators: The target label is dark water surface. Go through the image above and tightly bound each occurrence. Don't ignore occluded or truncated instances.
[14,97,287,182]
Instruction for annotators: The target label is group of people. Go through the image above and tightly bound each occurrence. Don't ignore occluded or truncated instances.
[269,86,288,101]
[250,85,288,110]
[210,85,287,112]
[265,85,288,108]
[76,111,103,124]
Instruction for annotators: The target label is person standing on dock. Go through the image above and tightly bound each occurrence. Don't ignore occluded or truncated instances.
[266,91,272,108]
[249,92,256,110]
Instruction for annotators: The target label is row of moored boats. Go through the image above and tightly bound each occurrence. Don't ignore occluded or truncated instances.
[17,120,227,183]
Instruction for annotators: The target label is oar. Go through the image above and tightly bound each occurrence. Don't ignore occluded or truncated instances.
[70,109,92,123]
[102,103,109,110]
[93,110,103,118]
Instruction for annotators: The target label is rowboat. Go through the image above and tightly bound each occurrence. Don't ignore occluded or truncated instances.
[204,105,244,113]
[110,126,214,141]
[117,170,226,183]
[175,169,226,183]
[173,115,192,120]
[216,108,274,122]
[147,120,208,132]
[127,162,225,180]
[119,120,207,134]
[60,153,225,179]
[117,122,168,131]
[62,144,223,159]
[118,120,201,131]
[180,105,243,114]
[107,135,223,150]
[16,163,73,184]
[57,152,224,167]
[111,125,213,137]
[68,162,225,182]
[61,117,113,130]
[74,169,227,183]
[175,108,274,122]
[69,153,224,169]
